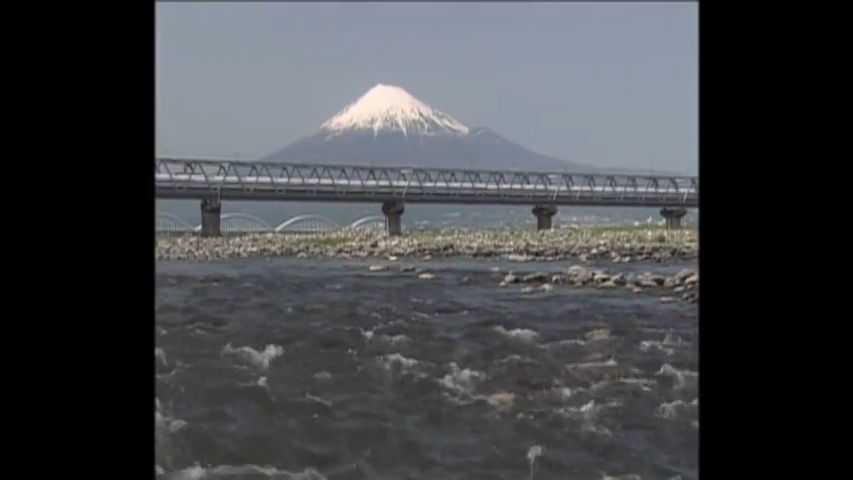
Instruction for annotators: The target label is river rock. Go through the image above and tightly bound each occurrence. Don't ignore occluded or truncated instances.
[585,328,612,341]
[522,272,549,283]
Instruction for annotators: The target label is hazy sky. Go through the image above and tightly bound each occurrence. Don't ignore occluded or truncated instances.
[156,2,697,173]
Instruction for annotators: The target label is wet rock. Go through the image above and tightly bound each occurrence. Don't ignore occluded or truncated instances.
[632,287,643,294]
[660,296,677,304]
[585,328,612,341]
[676,269,696,282]
[489,392,517,408]
[522,272,549,283]
[503,273,519,284]
[604,369,627,381]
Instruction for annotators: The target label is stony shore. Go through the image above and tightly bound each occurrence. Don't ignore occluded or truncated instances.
[155,227,698,263]
[364,261,699,304]
[497,265,699,304]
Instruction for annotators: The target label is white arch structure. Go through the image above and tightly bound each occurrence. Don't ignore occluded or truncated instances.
[273,214,341,233]
[156,212,194,232]
[349,215,386,231]
[192,212,273,233]
[155,212,391,234]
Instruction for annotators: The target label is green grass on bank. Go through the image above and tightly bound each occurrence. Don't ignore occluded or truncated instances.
[579,224,698,233]
[156,224,698,245]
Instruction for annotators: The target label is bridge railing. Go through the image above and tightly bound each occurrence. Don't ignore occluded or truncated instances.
[155,157,698,206]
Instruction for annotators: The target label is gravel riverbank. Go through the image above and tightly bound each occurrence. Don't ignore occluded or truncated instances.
[156,227,698,263]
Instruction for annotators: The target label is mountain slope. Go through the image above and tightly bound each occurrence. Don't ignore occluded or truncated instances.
[261,84,645,173]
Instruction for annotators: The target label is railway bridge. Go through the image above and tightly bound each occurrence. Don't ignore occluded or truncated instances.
[155,157,698,236]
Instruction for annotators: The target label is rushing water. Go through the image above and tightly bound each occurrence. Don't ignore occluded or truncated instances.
[155,257,698,480]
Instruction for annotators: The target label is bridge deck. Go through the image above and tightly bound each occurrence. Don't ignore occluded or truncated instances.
[155,158,698,208]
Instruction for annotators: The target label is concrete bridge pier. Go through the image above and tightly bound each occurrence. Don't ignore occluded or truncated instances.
[381,200,405,236]
[532,204,557,231]
[200,197,222,237]
[660,207,687,230]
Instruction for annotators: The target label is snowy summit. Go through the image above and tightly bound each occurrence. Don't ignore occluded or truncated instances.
[320,84,470,137]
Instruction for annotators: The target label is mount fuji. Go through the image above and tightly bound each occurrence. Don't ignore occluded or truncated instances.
[260,84,606,173]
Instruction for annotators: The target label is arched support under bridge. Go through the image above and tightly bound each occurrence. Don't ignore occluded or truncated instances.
[193,212,274,234]
[349,216,386,231]
[156,212,194,233]
[274,215,341,234]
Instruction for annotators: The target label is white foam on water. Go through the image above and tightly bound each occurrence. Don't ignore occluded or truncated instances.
[639,331,690,356]
[162,464,327,480]
[358,327,375,341]
[527,445,545,479]
[591,377,658,392]
[382,334,409,344]
[657,398,698,419]
[555,399,620,436]
[437,362,497,406]
[380,353,420,370]
[639,340,675,356]
[305,393,332,407]
[155,398,187,434]
[499,354,536,364]
[566,358,618,369]
[494,326,540,342]
[656,363,699,389]
[222,344,284,370]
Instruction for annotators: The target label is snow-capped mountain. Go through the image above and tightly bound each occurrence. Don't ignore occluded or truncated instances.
[320,84,469,137]
[261,84,594,172]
